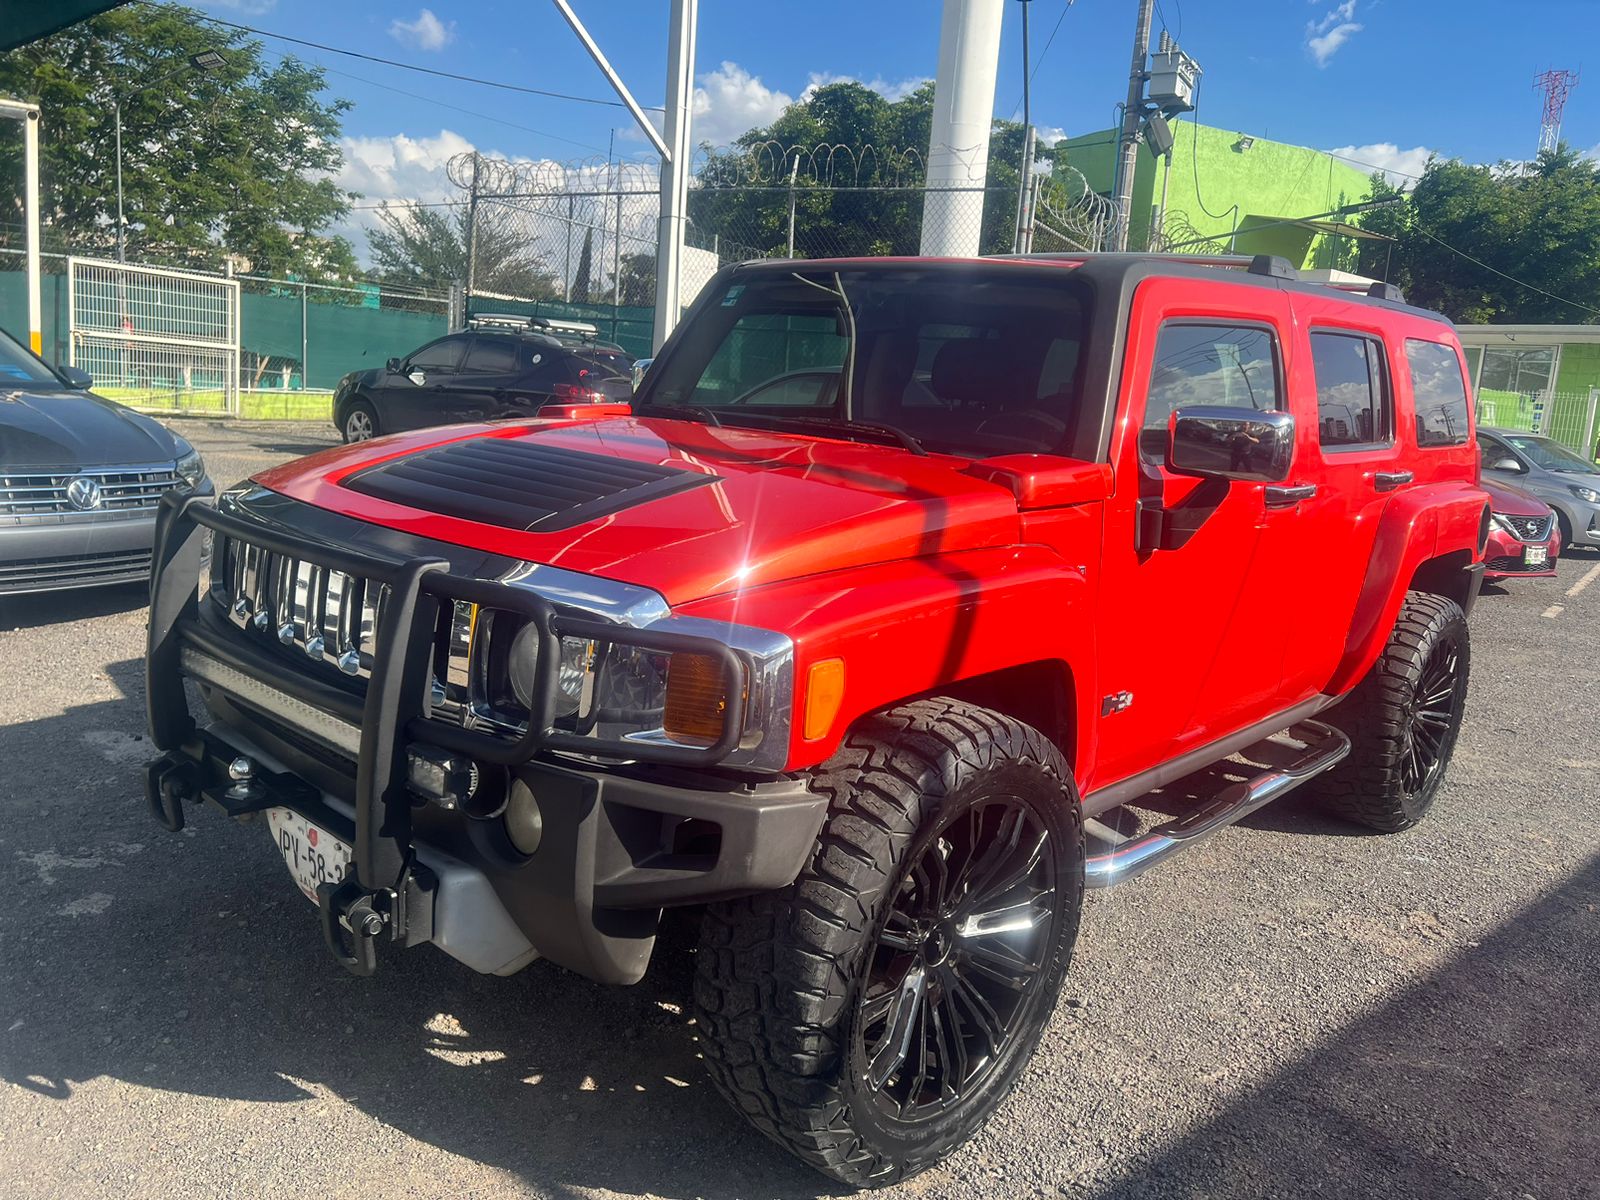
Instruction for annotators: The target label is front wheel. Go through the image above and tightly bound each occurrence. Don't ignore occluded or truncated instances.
[1312,591,1470,832]
[341,399,378,443]
[693,699,1083,1187]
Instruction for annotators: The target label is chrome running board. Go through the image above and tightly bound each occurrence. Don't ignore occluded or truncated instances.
[1083,719,1351,889]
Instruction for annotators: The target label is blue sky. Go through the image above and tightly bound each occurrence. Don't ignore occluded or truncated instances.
[196,0,1600,244]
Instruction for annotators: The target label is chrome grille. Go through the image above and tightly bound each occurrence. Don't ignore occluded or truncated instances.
[218,537,390,680]
[0,464,182,523]
[1502,513,1553,542]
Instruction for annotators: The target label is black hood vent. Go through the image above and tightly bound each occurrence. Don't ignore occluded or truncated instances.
[343,439,717,532]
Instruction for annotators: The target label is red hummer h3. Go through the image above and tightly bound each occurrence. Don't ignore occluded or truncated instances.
[143,253,1487,1186]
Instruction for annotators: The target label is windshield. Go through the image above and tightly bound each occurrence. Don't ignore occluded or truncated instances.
[1504,434,1596,473]
[0,326,64,388]
[640,267,1091,458]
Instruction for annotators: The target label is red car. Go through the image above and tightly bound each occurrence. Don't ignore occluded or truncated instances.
[1482,477,1561,580]
[141,254,1487,1187]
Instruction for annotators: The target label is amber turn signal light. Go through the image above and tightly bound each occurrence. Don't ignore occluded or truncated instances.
[663,653,732,743]
[804,658,845,741]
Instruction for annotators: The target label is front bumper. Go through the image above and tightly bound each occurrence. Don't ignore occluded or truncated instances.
[143,491,825,985]
[1483,527,1560,580]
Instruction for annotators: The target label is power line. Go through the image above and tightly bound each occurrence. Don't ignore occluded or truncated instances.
[1412,225,1600,317]
[178,6,663,112]
[1009,1,1074,121]
[317,65,610,155]
[1325,148,1425,182]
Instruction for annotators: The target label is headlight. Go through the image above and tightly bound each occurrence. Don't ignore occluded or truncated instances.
[1489,511,1517,536]
[507,624,594,719]
[1570,484,1600,504]
[174,440,206,490]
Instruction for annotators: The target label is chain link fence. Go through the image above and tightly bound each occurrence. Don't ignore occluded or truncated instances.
[450,145,1117,348]
[0,244,450,419]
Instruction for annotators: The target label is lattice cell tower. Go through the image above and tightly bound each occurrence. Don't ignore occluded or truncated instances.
[1534,69,1579,156]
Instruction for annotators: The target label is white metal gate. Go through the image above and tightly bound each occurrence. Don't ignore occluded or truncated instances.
[68,257,240,415]
[1477,387,1600,458]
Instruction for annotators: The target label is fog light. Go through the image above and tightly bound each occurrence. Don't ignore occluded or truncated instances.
[504,779,542,855]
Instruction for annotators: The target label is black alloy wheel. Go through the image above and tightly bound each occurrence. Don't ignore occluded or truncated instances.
[854,797,1058,1123]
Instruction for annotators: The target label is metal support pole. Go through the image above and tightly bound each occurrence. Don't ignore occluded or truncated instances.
[1013,125,1036,253]
[564,194,575,301]
[22,106,40,354]
[114,100,126,264]
[1013,0,1033,254]
[1111,0,1154,251]
[1153,148,1173,249]
[300,281,308,393]
[464,158,480,322]
[786,153,800,257]
[1584,386,1600,461]
[653,0,696,351]
[612,172,623,308]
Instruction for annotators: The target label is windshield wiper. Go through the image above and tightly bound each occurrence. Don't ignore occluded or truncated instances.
[713,411,928,456]
[649,403,722,427]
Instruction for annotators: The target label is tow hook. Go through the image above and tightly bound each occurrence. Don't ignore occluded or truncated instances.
[316,877,393,977]
[144,754,201,832]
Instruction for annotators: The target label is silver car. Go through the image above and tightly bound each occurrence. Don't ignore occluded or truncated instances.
[0,325,212,595]
[1478,427,1600,551]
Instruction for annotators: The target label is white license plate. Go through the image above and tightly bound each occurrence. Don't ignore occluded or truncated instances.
[266,808,352,904]
[1524,545,1549,567]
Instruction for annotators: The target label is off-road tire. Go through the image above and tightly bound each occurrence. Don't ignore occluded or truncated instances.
[341,399,379,443]
[693,698,1084,1187]
[1313,591,1470,832]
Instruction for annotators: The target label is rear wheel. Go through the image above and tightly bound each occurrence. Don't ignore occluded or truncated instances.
[1313,591,1470,832]
[693,699,1083,1187]
[342,399,378,443]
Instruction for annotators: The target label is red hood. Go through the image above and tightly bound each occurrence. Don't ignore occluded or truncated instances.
[254,417,1023,604]
[1481,477,1550,517]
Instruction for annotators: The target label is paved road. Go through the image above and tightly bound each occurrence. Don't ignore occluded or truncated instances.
[2,420,1597,1199]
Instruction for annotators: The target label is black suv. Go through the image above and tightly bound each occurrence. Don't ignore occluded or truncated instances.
[332,323,632,443]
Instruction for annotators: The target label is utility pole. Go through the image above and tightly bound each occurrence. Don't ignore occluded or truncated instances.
[1012,0,1033,254]
[920,0,1005,256]
[1110,0,1154,252]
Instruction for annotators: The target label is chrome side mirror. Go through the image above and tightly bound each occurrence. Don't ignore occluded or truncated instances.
[1168,406,1294,483]
[1487,456,1523,473]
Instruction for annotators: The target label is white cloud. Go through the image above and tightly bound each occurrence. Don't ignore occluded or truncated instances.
[388,8,456,53]
[1306,1,1363,66]
[799,71,931,104]
[692,62,795,146]
[1036,126,1068,148]
[330,129,476,255]
[1328,142,1436,186]
[675,62,934,148]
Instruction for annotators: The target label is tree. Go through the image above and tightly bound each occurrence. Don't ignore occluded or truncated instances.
[1357,147,1600,324]
[609,251,655,307]
[688,81,1045,260]
[368,202,560,299]
[570,227,594,303]
[0,3,357,280]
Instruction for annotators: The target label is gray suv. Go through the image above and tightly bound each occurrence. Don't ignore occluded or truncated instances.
[0,325,212,595]
[1478,427,1600,552]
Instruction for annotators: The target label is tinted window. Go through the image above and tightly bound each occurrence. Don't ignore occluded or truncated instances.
[408,336,466,373]
[1142,324,1280,461]
[463,336,519,373]
[1310,332,1389,448]
[642,269,1090,457]
[1406,340,1471,446]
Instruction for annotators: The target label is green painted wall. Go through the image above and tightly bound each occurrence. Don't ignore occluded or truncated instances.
[1056,121,1373,266]
[1555,342,1600,395]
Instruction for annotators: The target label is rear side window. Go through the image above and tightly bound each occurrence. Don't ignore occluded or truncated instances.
[463,336,519,373]
[1142,323,1281,461]
[1310,332,1390,449]
[1405,340,1471,446]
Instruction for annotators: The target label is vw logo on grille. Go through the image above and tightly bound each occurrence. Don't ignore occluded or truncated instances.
[65,476,103,511]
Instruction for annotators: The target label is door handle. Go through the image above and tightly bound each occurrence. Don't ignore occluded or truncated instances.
[1373,470,1413,492]
[1264,483,1317,508]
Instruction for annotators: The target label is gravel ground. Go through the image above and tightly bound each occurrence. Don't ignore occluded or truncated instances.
[1,418,1597,1200]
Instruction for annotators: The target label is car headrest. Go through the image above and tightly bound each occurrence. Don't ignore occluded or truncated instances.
[931,340,994,404]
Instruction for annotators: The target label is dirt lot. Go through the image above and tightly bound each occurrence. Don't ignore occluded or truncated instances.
[1,418,1597,1200]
